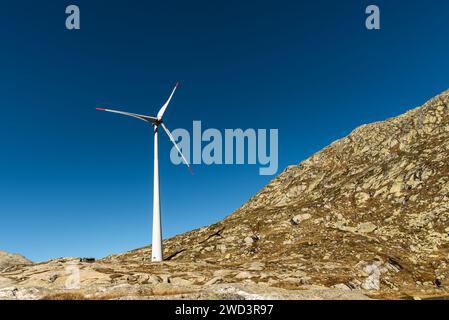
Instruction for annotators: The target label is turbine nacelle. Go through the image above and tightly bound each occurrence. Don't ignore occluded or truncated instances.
[153,119,163,126]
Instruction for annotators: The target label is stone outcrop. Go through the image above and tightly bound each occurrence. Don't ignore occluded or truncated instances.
[0,250,32,270]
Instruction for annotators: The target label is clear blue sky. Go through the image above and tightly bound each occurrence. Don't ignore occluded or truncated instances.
[1,0,449,262]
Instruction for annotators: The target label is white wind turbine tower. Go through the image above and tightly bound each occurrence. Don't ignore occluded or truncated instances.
[96,82,192,262]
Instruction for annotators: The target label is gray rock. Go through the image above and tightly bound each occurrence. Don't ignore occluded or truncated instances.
[291,214,312,225]
[235,271,255,279]
[205,277,223,286]
[356,222,377,234]
[243,235,260,244]
[247,262,265,271]
[170,277,194,286]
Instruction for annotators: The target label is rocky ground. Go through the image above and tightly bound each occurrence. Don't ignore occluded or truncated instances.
[0,250,32,270]
[0,258,371,300]
[2,88,449,300]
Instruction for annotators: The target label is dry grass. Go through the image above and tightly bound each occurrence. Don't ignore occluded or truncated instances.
[41,292,87,300]
[40,285,199,300]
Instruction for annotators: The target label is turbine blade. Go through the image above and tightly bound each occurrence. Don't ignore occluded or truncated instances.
[96,108,157,123]
[160,122,193,174]
[157,82,179,120]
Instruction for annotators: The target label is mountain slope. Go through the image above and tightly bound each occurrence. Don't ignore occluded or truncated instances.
[0,251,32,270]
[108,88,449,295]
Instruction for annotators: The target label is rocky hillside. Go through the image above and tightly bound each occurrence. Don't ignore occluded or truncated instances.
[0,251,32,270]
[1,88,449,300]
[108,88,449,297]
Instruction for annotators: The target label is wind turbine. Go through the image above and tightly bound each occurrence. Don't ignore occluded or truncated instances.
[96,82,192,262]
